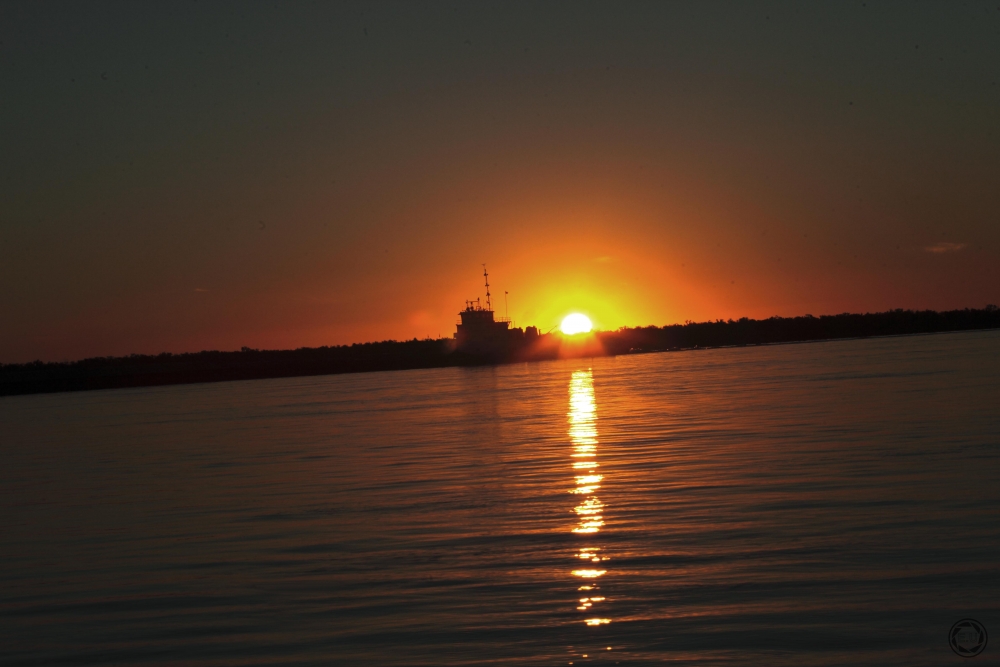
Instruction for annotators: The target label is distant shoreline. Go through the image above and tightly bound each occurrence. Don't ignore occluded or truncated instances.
[2,307,997,397]
[617,326,997,355]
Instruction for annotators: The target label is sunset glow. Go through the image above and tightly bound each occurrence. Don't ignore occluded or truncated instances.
[1,3,995,366]
[560,314,594,336]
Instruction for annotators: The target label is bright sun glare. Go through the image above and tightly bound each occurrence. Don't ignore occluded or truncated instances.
[561,313,593,335]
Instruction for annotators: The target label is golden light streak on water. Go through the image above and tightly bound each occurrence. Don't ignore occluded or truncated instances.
[567,368,610,625]
[571,569,606,578]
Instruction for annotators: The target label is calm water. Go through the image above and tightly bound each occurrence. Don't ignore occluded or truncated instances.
[2,331,999,665]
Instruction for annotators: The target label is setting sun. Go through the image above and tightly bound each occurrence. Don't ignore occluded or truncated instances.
[561,313,593,335]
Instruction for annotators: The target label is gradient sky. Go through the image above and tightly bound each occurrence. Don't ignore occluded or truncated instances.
[3,1,999,362]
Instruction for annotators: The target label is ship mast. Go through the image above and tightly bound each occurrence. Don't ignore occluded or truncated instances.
[483,264,492,311]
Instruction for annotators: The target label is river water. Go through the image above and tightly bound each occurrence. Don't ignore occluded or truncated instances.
[2,331,999,665]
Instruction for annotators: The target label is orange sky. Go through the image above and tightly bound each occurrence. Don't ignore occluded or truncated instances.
[2,3,998,362]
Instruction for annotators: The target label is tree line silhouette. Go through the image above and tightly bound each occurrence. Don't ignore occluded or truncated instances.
[597,306,1000,355]
[2,306,997,396]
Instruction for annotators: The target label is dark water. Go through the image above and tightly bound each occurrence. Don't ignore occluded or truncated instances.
[2,331,999,665]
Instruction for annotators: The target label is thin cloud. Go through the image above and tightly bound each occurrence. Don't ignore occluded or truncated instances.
[194,288,209,292]
[924,242,966,254]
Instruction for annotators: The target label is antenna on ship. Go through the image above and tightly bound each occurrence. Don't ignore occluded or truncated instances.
[505,290,509,321]
[483,263,492,311]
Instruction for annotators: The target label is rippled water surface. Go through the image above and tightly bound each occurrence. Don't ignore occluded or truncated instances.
[3,331,1000,665]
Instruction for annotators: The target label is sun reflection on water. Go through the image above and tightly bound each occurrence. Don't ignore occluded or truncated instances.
[568,369,610,627]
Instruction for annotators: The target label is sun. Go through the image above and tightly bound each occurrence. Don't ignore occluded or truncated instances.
[560,313,593,335]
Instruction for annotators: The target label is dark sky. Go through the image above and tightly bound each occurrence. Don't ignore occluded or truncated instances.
[2,1,999,362]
